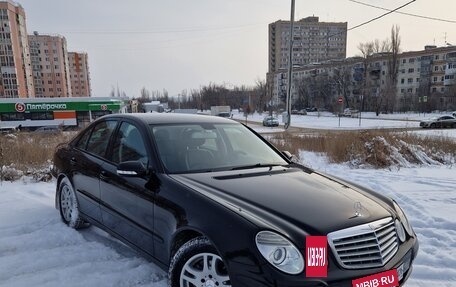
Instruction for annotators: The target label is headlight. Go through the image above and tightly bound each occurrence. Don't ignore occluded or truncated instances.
[393,201,414,236]
[255,231,304,274]
[395,219,406,242]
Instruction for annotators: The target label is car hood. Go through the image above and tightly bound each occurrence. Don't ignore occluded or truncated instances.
[170,166,393,235]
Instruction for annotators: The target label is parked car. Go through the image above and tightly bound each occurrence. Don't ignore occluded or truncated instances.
[34,126,61,133]
[53,113,418,287]
[452,111,456,118]
[297,109,307,115]
[419,115,456,128]
[262,115,279,127]
[340,108,360,118]
[0,126,16,134]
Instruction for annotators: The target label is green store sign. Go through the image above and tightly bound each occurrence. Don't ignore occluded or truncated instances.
[0,101,123,113]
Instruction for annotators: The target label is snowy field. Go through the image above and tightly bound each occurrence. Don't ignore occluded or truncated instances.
[233,111,456,130]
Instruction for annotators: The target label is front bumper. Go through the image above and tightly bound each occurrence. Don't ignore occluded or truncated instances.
[227,236,418,287]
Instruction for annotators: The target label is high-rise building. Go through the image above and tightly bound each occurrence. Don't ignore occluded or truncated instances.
[69,52,91,97]
[0,1,34,98]
[268,16,347,73]
[28,32,72,97]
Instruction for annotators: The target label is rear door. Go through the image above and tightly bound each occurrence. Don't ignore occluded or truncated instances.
[99,120,157,256]
[70,120,118,223]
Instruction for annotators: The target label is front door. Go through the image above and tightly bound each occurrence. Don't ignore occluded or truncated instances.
[99,121,156,256]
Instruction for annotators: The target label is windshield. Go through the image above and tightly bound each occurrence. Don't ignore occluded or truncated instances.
[151,123,288,173]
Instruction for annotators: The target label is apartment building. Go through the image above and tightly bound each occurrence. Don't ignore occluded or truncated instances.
[269,45,456,112]
[0,0,34,98]
[68,52,91,97]
[28,32,72,97]
[268,16,347,73]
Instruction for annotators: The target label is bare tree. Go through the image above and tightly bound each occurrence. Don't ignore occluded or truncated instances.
[253,79,267,112]
[384,25,401,113]
[358,41,375,112]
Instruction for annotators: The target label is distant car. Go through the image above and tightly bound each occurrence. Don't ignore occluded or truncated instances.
[217,112,231,118]
[341,108,360,118]
[452,111,456,118]
[262,116,279,127]
[305,107,317,112]
[419,116,456,128]
[291,109,299,115]
[34,126,61,133]
[0,126,16,134]
[297,109,307,115]
[52,113,418,287]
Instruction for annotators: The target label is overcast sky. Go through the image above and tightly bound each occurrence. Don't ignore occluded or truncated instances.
[17,0,456,98]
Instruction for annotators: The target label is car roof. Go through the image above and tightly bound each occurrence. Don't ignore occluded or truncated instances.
[100,113,238,125]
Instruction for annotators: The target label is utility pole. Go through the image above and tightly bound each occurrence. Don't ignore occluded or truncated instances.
[284,0,295,130]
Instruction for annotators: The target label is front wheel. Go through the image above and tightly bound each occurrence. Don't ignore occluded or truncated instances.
[58,177,86,229]
[168,237,231,287]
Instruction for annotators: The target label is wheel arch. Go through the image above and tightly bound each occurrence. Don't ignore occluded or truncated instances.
[169,228,205,261]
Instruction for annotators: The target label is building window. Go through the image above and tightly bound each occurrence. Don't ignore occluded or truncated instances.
[401,78,405,84]
[407,78,413,83]
[408,68,414,73]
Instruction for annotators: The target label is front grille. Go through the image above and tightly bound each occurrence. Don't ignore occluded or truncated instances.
[328,217,398,269]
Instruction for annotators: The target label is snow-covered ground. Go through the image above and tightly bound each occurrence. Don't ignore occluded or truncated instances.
[0,180,167,287]
[1,157,455,286]
[233,111,455,130]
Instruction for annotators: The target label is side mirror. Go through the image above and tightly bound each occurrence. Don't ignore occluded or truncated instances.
[117,161,148,177]
[282,150,294,161]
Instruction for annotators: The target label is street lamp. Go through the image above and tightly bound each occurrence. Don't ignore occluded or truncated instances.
[284,0,295,130]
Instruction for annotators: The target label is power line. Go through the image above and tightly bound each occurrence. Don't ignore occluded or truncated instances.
[347,0,416,32]
[60,23,263,35]
[326,0,416,39]
[349,0,456,24]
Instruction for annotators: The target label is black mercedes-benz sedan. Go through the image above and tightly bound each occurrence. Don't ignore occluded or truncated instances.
[52,113,418,287]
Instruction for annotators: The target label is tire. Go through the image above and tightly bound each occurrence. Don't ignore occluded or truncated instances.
[430,123,436,129]
[168,237,231,287]
[58,177,86,229]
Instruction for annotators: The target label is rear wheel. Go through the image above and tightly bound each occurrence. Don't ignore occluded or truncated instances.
[58,177,86,229]
[168,237,231,287]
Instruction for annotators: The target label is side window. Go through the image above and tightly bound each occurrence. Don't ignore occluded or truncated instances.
[74,127,92,150]
[85,120,117,158]
[111,122,148,165]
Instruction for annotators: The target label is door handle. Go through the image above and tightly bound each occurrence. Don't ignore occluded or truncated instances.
[70,157,77,166]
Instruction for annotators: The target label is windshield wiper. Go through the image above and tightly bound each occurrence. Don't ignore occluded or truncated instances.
[230,163,285,170]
